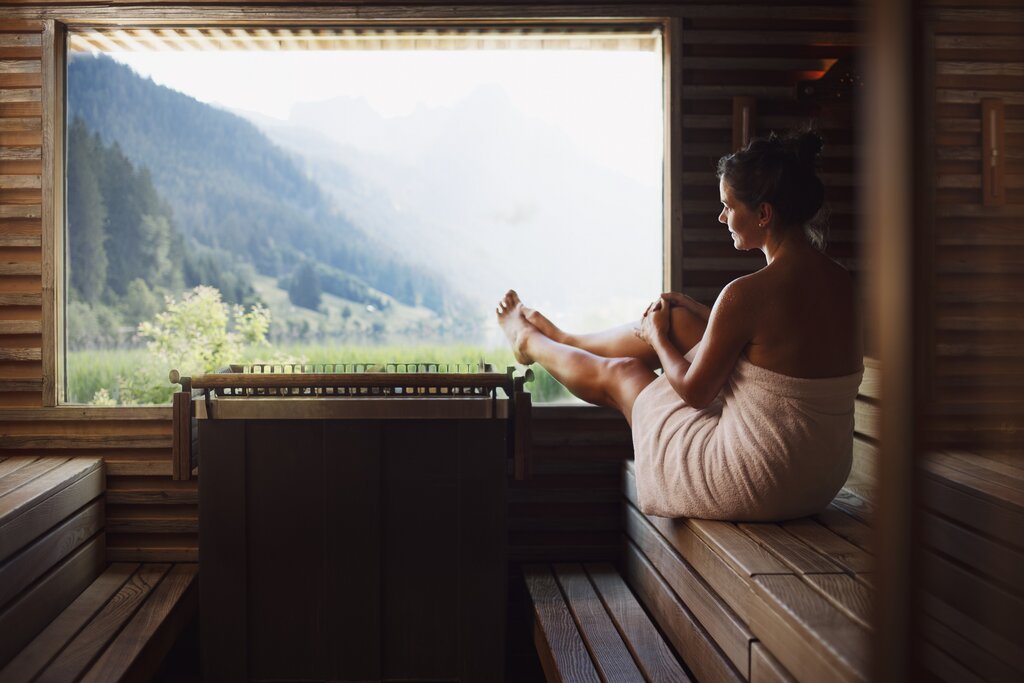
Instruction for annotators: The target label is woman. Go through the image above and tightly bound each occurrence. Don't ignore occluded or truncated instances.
[497,130,863,521]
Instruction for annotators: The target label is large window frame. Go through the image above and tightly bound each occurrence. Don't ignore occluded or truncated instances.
[33,8,683,411]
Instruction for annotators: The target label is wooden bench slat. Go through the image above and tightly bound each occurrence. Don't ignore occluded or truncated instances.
[922,475,1024,551]
[751,575,869,683]
[923,549,1024,646]
[930,451,1024,495]
[552,563,647,683]
[778,519,873,575]
[922,640,987,683]
[801,574,872,630]
[812,505,872,552]
[0,564,139,683]
[924,459,1024,511]
[623,505,752,674]
[750,641,796,683]
[35,564,171,683]
[0,458,103,532]
[623,542,742,683]
[924,593,1024,674]
[739,523,846,574]
[584,562,692,683]
[0,455,39,480]
[923,612,1022,683]
[0,535,105,669]
[524,565,601,683]
[0,499,103,609]
[924,511,1024,594]
[689,519,794,577]
[0,456,69,500]
[0,464,105,565]
[79,563,198,683]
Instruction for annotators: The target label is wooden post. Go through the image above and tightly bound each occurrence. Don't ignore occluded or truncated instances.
[865,0,927,680]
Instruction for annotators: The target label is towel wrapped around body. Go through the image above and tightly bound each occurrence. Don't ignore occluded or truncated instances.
[630,343,864,521]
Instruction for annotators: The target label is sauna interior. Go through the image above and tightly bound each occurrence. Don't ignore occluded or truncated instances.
[0,1,1021,682]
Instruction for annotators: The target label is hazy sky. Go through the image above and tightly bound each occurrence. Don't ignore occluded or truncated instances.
[109,48,663,185]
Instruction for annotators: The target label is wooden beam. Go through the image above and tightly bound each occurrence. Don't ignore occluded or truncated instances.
[41,20,60,407]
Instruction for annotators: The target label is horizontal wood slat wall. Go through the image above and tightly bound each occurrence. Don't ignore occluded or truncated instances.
[0,22,43,411]
[927,6,1024,453]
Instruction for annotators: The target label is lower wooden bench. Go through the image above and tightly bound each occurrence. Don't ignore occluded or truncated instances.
[0,562,197,683]
[524,562,691,682]
[0,456,197,683]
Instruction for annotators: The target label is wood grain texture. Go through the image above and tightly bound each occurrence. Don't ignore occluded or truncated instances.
[0,563,137,683]
[739,523,846,574]
[524,565,601,683]
[0,533,104,670]
[750,642,796,683]
[78,563,197,683]
[752,574,869,682]
[623,541,742,683]
[0,497,103,608]
[584,561,692,683]
[552,563,646,683]
[778,518,873,574]
[623,504,751,674]
[34,562,170,683]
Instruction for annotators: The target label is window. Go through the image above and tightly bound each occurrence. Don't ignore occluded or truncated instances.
[63,25,666,405]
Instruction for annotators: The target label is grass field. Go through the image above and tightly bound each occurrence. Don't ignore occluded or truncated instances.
[67,344,576,405]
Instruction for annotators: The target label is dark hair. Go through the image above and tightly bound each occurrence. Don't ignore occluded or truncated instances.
[717,130,828,250]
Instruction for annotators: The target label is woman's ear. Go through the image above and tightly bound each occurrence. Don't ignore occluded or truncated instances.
[758,202,774,228]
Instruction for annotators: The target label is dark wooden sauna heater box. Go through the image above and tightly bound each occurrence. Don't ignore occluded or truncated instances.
[171,363,532,683]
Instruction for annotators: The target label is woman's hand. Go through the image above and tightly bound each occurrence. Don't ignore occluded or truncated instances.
[636,299,671,347]
[660,292,711,323]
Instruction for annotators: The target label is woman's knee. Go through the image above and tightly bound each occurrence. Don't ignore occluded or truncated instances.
[604,357,656,411]
[669,305,706,352]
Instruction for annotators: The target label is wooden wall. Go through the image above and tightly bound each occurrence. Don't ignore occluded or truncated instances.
[926,4,1024,454]
[0,2,864,565]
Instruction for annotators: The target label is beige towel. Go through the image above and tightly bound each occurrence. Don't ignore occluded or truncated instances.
[631,344,863,521]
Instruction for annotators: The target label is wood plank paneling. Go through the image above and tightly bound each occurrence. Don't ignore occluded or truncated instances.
[927,8,1024,453]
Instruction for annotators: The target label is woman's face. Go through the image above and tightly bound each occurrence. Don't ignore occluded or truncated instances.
[718,179,762,251]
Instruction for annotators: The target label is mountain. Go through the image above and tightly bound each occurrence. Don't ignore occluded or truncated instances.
[66,54,464,319]
[245,85,663,332]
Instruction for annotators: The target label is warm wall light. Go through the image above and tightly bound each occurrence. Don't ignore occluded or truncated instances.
[981,98,1005,206]
[732,96,756,150]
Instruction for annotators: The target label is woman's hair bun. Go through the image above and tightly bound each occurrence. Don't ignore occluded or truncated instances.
[794,129,824,169]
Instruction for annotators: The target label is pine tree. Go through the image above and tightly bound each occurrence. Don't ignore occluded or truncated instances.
[66,117,107,302]
[287,262,322,311]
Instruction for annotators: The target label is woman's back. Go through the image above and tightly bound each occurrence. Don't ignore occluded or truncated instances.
[739,246,862,379]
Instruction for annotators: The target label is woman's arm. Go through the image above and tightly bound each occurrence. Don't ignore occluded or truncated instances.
[642,281,756,409]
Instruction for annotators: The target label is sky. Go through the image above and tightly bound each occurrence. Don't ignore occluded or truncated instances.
[107,48,663,185]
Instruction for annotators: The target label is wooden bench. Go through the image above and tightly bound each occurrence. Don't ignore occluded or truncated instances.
[0,456,197,683]
[919,451,1024,682]
[524,562,692,682]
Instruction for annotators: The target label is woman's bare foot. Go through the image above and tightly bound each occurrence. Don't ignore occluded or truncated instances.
[496,290,537,365]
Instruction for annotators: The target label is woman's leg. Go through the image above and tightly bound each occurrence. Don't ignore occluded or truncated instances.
[498,291,657,425]
[522,299,708,369]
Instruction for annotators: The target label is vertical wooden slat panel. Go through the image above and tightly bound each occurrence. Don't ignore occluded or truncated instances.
[40,20,62,408]
[664,16,684,294]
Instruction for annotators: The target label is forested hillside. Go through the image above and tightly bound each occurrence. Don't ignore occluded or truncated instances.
[66,54,464,322]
